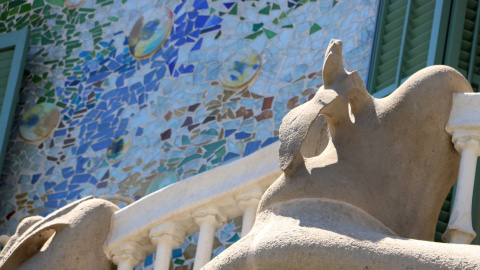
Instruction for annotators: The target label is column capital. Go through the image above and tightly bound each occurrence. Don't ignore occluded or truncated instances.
[192,205,227,229]
[149,221,186,248]
[451,131,480,154]
[110,241,146,268]
[235,186,264,211]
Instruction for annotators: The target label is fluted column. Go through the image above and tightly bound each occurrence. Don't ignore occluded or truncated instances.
[443,135,480,244]
[111,241,146,270]
[236,187,264,237]
[149,221,186,270]
[192,206,226,270]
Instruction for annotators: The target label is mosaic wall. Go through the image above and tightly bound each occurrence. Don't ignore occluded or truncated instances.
[0,0,378,268]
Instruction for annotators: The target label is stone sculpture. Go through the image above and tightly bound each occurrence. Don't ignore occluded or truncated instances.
[0,196,118,270]
[205,40,480,269]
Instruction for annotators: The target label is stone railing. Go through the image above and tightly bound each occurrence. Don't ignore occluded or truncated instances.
[103,141,282,270]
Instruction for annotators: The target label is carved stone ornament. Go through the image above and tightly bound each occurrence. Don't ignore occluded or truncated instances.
[0,196,119,270]
[205,40,480,269]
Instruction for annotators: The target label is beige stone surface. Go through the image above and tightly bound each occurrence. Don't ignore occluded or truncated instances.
[205,40,480,269]
[0,196,119,270]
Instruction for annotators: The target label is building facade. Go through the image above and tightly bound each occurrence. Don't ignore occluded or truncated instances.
[2,0,480,269]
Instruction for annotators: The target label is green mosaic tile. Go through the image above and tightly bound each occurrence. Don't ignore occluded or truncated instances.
[32,75,42,83]
[45,82,52,90]
[44,14,56,20]
[178,154,202,167]
[56,102,66,108]
[333,0,338,7]
[279,12,287,20]
[245,30,263,40]
[282,24,293,28]
[78,8,94,12]
[45,90,55,97]
[215,146,226,158]
[229,3,237,15]
[309,23,321,35]
[209,7,215,14]
[8,0,24,9]
[30,14,39,21]
[41,36,54,45]
[258,5,270,15]
[101,0,113,6]
[214,30,221,39]
[0,12,8,21]
[272,3,281,10]
[252,23,263,32]
[46,97,55,103]
[15,21,29,29]
[107,16,118,22]
[8,7,20,16]
[43,5,51,14]
[37,97,46,104]
[264,29,276,39]
[19,3,32,14]
[45,0,63,7]
[174,259,185,265]
[272,18,279,25]
[211,157,222,164]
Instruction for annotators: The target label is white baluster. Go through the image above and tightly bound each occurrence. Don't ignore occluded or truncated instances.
[236,187,264,237]
[192,206,226,270]
[443,135,480,244]
[111,241,146,270]
[149,221,186,270]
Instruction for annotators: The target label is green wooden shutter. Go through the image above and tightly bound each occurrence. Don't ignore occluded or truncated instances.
[443,0,480,244]
[444,0,480,91]
[0,28,30,177]
[368,0,450,97]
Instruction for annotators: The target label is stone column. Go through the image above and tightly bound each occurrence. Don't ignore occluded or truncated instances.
[149,221,186,270]
[192,206,226,270]
[236,187,264,237]
[111,241,146,270]
[443,135,480,244]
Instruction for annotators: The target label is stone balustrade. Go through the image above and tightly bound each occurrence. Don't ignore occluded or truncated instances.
[104,141,282,270]
[104,92,480,270]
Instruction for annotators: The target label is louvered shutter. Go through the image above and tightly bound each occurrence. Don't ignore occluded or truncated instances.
[443,0,480,244]
[0,29,30,176]
[368,0,448,97]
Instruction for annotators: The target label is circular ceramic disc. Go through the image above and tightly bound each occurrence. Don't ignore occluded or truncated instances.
[129,6,173,59]
[19,103,60,143]
[219,50,261,89]
[106,136,131,163]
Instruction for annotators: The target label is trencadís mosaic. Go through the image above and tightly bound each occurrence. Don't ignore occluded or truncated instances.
[0,0,378,268]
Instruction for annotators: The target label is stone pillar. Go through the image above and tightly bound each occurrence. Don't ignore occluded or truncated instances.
[443,135,480,244]
[236,187,264,237]
[149,221,186,270]
[111,241,146,270]
[192,206,226,270]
